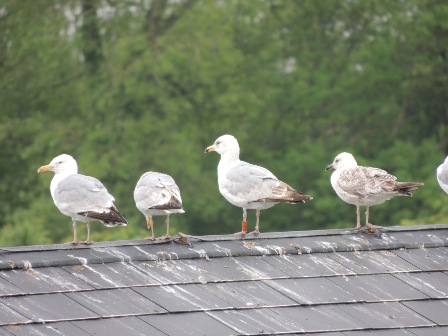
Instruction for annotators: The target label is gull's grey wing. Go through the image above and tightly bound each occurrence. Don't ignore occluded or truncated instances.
[223,162,311,204]
[337,166,397,198]
[134,172,183,211]
[222,162,286,200]
[54,174,126,224]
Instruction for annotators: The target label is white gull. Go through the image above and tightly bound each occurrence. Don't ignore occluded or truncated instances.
[205,134,312,235]
[38,154,127,244]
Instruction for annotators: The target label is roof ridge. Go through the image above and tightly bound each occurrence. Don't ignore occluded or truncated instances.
[0,225,447,270]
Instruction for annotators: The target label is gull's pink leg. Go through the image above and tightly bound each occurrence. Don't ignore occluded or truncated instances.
[249,210,261,235]
[144,217,155,241]
[158,215,171,240]
[365,206,375,231]
[355,206,361,230]
[84,222,93,244]
[66,220,79,245]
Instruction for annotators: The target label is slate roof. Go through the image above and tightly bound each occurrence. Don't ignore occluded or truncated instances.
[0,224,448,336]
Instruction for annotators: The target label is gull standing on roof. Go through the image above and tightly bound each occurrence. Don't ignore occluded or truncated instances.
[437,156,448,194]
[326,152,423,230]
[38,154,128,244]
[134,172,184,240]
[205,134,312,236]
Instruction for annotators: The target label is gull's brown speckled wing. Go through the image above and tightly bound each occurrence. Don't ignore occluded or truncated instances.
[337,166,397,198]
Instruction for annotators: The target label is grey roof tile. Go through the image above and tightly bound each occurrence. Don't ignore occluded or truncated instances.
[74,316,167,336]
[3,322,90,336]
[0,302,31,325]
[229,255,290,279]
[338,302,434,329]
[402,299,448,325]
[343,328,416,335]
[329,274,429,302]
[203,280,297,308]
[0,327,14,335]
[262,254,355,277]
[209,305,366,334]
[66,288,166,317]
[264,277,358,304]
[407,326,448,335]
[394,272,448,298]
[0,293,99,322]
[328,250,419,274]
[0,274,22,297]
[272,305,365,333]
[393,247,448,271]
[141,311,238,336]
[207,308,304,334]
[63,261,160,289]
[134,284,231,312]
[202,256,284,281]
[0,267,93,295]
[133,255,290,285]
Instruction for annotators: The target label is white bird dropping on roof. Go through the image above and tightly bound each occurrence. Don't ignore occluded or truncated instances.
[205,134,312,236]
[38,154,127,244]
[134,172,184,240]
[325,152,423,230]
[437,156,448,194]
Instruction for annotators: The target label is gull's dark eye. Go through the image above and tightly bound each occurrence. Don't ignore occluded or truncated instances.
[215,141,221,145]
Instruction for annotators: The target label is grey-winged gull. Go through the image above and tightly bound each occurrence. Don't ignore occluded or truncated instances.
[205,134,312,235]
[38,154,127,244]
[437,156,448,194]
[134,172,184,240]
[325,152,423,230]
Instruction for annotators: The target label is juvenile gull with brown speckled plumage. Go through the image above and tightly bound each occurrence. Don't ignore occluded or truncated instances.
[326,152,423,230]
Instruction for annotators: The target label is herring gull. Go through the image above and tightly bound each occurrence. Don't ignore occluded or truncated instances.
[134,172,184,240]
[437,156,448,194]
[205,134,312,235]
[38,154,127,244]
[325,152,423,230]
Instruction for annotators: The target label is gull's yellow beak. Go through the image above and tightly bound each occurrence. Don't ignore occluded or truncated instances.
[205,145,215,153]
[37,165,53,173]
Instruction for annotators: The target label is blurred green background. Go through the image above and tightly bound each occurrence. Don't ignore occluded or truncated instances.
[1,0,447,246]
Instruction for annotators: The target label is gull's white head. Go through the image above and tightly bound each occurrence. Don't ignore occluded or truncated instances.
[38,154,78,175]
[205,134,240,157]
[326,152,358,171]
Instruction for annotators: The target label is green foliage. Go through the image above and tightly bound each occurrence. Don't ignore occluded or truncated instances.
[1,0,447,246]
